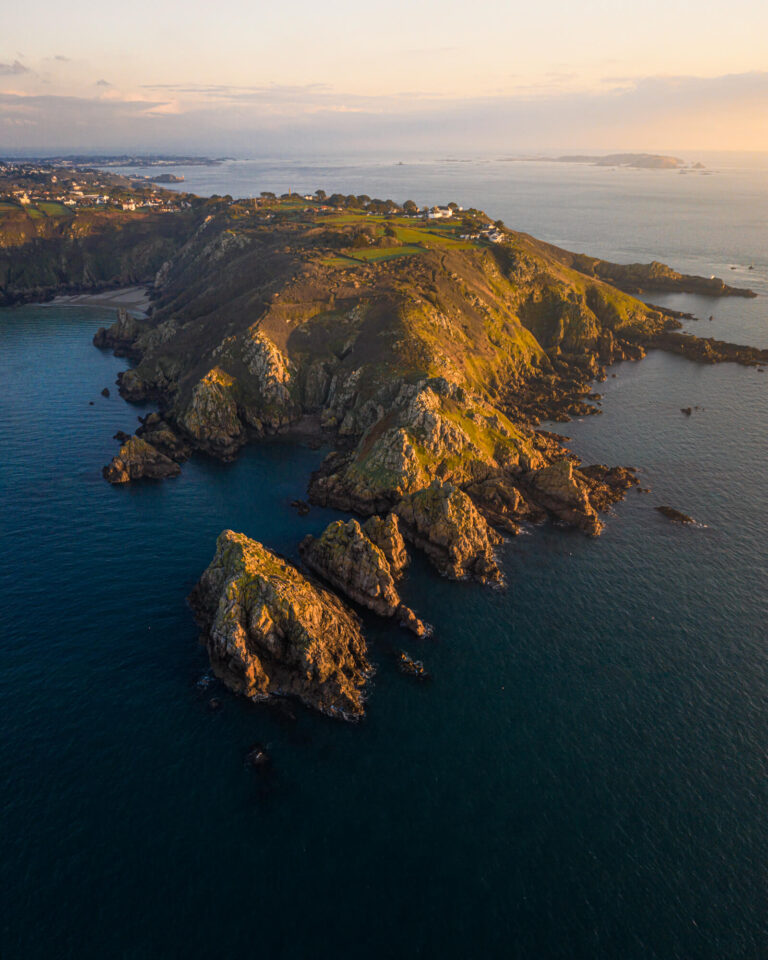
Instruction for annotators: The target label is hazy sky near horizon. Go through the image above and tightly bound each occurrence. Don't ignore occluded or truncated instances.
[2,0,768,153]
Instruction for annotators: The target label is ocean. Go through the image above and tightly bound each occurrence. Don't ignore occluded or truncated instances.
[1,155,766,959]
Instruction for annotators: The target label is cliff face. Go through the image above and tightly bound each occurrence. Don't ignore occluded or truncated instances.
[189,530,371,719]
[0,212,196,306]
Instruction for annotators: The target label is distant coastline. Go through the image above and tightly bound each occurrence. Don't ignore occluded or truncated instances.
[500,152,708,171]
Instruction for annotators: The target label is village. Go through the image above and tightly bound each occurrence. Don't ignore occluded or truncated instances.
[0,160,191,215]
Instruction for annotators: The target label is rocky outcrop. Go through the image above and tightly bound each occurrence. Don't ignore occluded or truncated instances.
[299,519,428,636]
[189,530,371,720]
[135,412,192,462]
[175,368,245,459]
[394,480,502,583]
[465,475,545,533]
[523,459,602,535]
[644,331,768,366]
[309,378,542,514]
[362,513,409,577]
[578,464,639,511]
[93,308,148,357]
[102,436,181,483]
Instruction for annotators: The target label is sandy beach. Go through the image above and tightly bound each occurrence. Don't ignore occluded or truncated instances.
[50,285,150,315]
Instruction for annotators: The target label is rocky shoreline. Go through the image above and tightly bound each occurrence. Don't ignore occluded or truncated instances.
[79,196,764,719]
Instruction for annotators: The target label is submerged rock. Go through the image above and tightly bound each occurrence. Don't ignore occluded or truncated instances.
[300,518,428,636]
[101,387,110,398]
[189,530,371,720]
[656,505,695,524]
[102,436,181,483]
[246,742,270,768]
[394,480,502,583]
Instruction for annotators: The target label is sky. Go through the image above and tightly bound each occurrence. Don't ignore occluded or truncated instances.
[2,0,768,155]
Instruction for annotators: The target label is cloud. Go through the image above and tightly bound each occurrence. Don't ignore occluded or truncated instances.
[1,71,767,153]
[0,60,30,76]
[96,79,112,87]
[54,55,71,62]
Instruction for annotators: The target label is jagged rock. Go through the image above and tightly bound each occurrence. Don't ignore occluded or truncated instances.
[299,519,428,636]
[578,464,639,511]
[397,651,430,679]
[101,387,110,398]
[290,499,311,516]
[394,480,502,583]
[93,308,147,356]
[656,505,695,524]
[465,475,545,533]
[136,413,192,462]
[362,513,409,577]
[309,379,542,514]
[176,367,245,459]
[189,530,371,720]
[523,460,603,535]
[113,430,131,444]
[102,436,181,483]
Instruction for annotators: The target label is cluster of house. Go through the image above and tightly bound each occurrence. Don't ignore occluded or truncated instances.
[0,163,190,214]
[459,226,506,244]
[2,185,185,214]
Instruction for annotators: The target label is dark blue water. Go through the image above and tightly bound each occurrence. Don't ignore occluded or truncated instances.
[2,163,768,959]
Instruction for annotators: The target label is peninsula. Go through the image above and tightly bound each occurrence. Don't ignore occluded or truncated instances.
[2,166,763,720]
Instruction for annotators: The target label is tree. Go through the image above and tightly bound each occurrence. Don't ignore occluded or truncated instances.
[260,191,276,199]
[403,199,419,215]
[494,219,505,229]
[315,189,327,200]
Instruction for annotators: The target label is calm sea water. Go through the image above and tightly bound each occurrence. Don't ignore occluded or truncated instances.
[1,157,767,959]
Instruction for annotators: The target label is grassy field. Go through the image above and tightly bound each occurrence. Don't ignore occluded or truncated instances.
[346,245,424,262]
[37,201,71,217]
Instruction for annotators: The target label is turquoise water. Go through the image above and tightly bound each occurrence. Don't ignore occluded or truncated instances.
[2,161,767,958]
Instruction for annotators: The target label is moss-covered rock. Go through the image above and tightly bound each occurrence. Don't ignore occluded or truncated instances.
[176,367,245,458]
[189,530,371,720]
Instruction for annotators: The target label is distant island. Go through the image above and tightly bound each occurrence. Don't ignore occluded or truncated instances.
[146,173,186,183]
[502,153,707,171]
[1,163,763,721]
